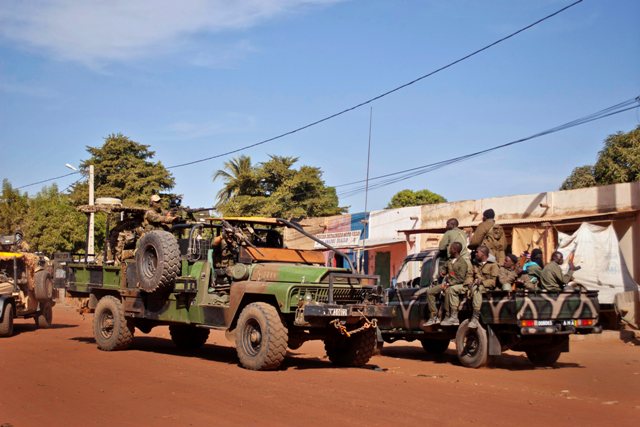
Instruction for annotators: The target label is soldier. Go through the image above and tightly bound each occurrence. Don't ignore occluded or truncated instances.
[13,231,30,252]
[540,251,580,292]
[143,194,178,231]
[521,248,544,290]
[107,214,141,265]
[468,245,499,328]
[438,218,470,268]
[438,242,469,326]
[497,254,519,291]
[468,209,506,264]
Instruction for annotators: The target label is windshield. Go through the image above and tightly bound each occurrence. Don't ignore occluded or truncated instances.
[395,259,424,287]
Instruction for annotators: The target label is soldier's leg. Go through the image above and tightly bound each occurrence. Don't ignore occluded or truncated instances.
[469,285,485,328]
[424,285,442,325]
[442,285,464,326]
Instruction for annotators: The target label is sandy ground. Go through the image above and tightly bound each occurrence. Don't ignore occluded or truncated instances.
[1,304,638,427]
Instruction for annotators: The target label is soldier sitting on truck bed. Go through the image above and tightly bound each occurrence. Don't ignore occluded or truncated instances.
[468,245,499,328]
[497,254,519,291]
[540,251,580,292]
[438,242,470,326]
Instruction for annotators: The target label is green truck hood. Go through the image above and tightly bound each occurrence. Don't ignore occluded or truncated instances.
[250,263,349,284]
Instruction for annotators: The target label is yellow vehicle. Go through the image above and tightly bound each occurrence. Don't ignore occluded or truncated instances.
[0,246,55,337]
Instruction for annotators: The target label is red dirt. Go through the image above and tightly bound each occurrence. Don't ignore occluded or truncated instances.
[1,304,638,427]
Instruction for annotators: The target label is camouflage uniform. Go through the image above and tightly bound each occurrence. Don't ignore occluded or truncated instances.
[143,207,176,232]
[471,259,499,312]
[469,219,506,264]
[540,261,573,292]
[497,266,518,291]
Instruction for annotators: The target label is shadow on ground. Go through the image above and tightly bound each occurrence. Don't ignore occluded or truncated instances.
[11,323,78,336]
[69,335,373,371]
[379,345,584,371]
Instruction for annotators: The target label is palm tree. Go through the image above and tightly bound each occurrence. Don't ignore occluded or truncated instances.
[213,155,253,209]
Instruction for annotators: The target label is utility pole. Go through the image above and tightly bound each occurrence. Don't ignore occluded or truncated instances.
[88,164,95,262]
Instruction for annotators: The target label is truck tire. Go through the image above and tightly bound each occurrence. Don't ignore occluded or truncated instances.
[169,324,210,350]
[136,230,180,293]
[421,338,450,355]
[455,319,488,368]
[0,302,14,337]
[324,327,376,367]
[235,302,288,370]
[526,349,561,367]
[93,296,134,351]
[35,301,53,328]
[34,270,53,301]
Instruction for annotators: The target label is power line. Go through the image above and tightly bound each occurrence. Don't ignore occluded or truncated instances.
[13,0,584,190]
[166,0,584,169]
[336,96,640,198]
[16,171,80,190]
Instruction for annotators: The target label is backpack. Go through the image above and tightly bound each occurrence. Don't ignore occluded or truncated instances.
[483,224,505,251]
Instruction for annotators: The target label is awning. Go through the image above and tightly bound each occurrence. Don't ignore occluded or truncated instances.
[399,209,639,234]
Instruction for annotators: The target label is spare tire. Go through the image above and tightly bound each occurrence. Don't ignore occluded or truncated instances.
[34,270,53,301]
[135,230,180,292]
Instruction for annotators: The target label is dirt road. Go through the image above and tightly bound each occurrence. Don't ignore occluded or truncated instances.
[1,305,638,426]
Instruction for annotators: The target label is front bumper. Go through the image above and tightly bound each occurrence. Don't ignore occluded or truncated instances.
[301,303,394,328]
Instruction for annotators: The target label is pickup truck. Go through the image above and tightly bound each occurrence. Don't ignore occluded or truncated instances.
[379,249,601,368]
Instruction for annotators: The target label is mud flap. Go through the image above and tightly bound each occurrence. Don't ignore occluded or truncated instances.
[487,325,502,356]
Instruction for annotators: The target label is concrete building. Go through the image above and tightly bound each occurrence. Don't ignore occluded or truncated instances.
[285,182,640,289]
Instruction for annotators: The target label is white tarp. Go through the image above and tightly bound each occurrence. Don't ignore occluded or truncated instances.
[557,223,640,304]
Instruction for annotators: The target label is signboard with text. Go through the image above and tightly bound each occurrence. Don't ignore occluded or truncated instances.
[313,230,362,249]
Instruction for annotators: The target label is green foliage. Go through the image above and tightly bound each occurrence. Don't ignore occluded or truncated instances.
[0,179,29,234]
[72,133,175,206]
[560,165,596,190]
[23,184,102,255]
[593,126,640,185]
[386,189,447,209]
[214,155,345,218]
[561,126,640,190]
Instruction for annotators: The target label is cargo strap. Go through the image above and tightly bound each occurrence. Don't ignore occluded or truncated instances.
[330,311,378,337]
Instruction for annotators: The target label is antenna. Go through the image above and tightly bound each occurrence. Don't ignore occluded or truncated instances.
[359,107,373,272]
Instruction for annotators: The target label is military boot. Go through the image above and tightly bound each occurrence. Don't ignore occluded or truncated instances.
[441,310,459,326]
[468,311,480,329]
[424,315,440,326]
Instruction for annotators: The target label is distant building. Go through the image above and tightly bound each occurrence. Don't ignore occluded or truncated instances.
[285,182,640,290]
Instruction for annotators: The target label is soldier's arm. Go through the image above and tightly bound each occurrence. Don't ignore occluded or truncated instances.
[451,261,468,285]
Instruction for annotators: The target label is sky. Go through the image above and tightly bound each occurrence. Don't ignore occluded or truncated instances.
[1,0,639,213]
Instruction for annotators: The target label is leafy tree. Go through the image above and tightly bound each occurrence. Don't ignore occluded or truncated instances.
[593,126,640,185]
[560,165,596,190]
[386,189,447,209]
[214,155,344,218]
[71,133,175,206]
[23,184,97,255]
[561,126,640,190]
[0,179,29,234]
[213,155,257,209]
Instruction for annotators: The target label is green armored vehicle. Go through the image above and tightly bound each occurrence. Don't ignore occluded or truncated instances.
[379,250,601,368]
[62,212,391,370]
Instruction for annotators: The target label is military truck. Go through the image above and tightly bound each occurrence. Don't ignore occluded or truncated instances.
[378,249,601,368]
[62,210,392,370]
[0,236,55,337]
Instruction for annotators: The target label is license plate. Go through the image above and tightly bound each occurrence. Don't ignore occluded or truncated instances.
[328,308,348,316]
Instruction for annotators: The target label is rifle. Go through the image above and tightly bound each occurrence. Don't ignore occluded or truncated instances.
[220,220,263,256]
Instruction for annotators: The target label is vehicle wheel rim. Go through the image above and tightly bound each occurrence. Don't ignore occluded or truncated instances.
[242,318,262,356]
[141,246,158,278]
[462,330,479,357]
[99,310,115,339]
